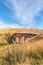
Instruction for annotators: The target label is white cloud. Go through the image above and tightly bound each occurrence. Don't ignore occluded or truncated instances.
[0,21,21,28]
[4,0,43,25]
[8,24,23,28]
[0,21,10,28]
[0,21,4,25]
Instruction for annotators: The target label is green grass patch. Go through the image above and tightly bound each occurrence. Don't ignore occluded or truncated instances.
[0,43,8,46]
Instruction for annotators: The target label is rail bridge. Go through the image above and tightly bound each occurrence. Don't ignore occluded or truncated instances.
[12,32,38,43]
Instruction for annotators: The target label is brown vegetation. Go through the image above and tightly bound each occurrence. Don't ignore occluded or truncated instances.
[0,28,43,65]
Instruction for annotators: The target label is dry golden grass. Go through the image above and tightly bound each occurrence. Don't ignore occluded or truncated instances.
[0,39,43,65]
[0,28,43,65]
[0,39,43,57]
[0,28,43,34]
[0,28,43,44]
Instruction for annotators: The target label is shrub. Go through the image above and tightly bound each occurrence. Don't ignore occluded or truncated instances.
[5,33,13,44]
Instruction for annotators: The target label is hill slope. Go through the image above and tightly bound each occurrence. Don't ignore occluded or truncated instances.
[0,28,43,34]
[0,28,43,65]
[0,28,43,44]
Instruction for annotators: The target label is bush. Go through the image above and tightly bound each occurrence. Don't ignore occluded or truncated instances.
[5,33,13,44]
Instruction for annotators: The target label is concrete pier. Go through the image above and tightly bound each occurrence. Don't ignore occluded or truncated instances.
[20,36,25,43]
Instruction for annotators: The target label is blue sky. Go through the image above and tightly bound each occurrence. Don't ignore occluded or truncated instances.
[0,0,43,29]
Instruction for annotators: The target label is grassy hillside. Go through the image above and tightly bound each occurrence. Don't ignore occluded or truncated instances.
[0,28,43,44]
[0,28,43,65]
[0,28,43,34]
[0,39,43,65]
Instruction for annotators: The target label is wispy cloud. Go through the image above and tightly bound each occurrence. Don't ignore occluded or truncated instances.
[0,21,11,28]
[3,0,43,25]
[0,21,21,28]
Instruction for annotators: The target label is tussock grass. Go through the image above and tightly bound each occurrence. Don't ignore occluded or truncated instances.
[0,40,43,65]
